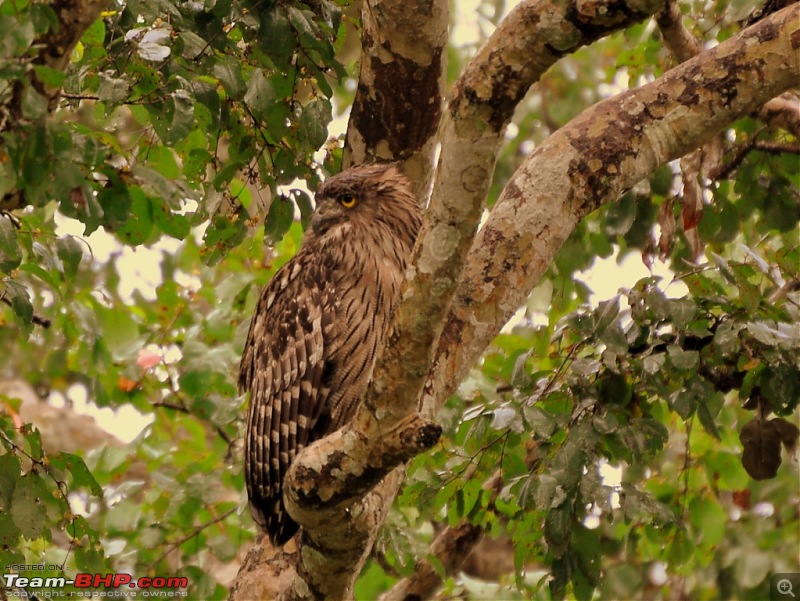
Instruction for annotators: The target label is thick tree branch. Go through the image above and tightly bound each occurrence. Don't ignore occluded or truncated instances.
[656,0,703,61]
[377,0,665,434]
[343,0,448,194]
[284,414,441,517]
[759,93,800,138]
[427,5,800,414]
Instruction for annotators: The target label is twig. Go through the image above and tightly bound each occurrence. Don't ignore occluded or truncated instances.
[0,295,52,328]
[708,138,800,180]
[379,471,503,601]
[152,396,234,446]
[150,506,238,567]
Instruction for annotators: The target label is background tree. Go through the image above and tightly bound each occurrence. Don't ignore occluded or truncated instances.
[0,0,798,600]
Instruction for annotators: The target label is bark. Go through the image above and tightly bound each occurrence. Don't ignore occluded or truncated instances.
[759,93,800,138]
[387,0,665,436]
[231,4,800,599]
[343,0,448,196]
[426,5,800,414]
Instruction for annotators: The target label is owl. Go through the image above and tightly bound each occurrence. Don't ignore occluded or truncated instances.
[238,163,422,545]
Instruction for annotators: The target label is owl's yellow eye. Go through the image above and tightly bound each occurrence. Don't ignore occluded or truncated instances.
[339,194,358,208]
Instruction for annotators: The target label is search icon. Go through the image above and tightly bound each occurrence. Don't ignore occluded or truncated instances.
[778,579,796,598]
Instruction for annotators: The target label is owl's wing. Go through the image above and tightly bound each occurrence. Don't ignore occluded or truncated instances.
[239,252,333,542]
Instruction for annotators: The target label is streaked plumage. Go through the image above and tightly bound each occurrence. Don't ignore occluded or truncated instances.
[238,164,422,545]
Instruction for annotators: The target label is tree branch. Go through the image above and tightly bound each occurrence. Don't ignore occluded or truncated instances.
[380,471,503,601]
[758,93,800,138]
[656,0,703,62]
[1,0,109,211]
[383,0,665,435]
[343,0,448,195]
[427,4,800,415]
[5,0,108,123]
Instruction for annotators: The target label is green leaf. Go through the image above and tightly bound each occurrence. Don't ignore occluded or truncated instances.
[593,296,620,334]
[0,454,20,511]
[524,406,557,438]
[57,452,103,497]
[573,525,601,587]
[0,216,22,273]
[11,475,48,540]
[2,278,33,326]
[601,564,642,600]
[0,453,22,557]
[97,304,140,361]
[244,69,276,122]
[258,8,296,71]
[97,177,132,229]
[56,235,84,279]
[689,497,727,549]
[152,201,191,239]
[81,16,105,47]
[618,418,669,461]
[116,188,154,244]
[97,74,130,104]
[21,425,44,461]
[667,345,699,371]
[292,189,314,230]
[213,57,246,98]
[264,196,295,243]
[21,85,47,119]
[544,503,573,559]
[203,214,247,265]
[761,363,800,415]
[604,192,636,236]
[165,90,195,146]
[0,15,35,56]
[33,65,66,87]
[696,396,722,441]
[299,98,332,148]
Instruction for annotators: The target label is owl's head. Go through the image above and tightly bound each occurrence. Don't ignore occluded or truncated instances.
[311,164,421,245]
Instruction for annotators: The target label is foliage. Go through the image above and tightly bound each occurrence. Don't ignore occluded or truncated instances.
[0,0,798,600]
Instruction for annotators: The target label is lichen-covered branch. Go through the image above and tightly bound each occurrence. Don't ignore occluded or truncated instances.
[426,5,800,414]
[759,93,800,138]
[343,0,448,194]
[656,0,703,62]
[383,0,664,430]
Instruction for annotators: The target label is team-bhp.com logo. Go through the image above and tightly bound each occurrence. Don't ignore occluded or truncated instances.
[3,573,188,597]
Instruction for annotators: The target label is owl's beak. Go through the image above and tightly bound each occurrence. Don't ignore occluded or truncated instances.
[311,201,334,235]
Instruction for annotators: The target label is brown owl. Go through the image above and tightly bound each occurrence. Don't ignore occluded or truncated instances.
[238,163,422,545]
